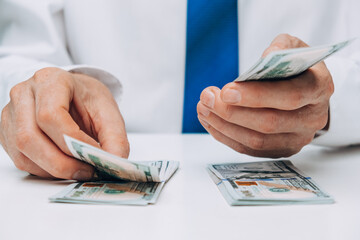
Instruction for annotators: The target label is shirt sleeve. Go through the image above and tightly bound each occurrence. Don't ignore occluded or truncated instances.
[311,53,360,147]
[0,0,122,110]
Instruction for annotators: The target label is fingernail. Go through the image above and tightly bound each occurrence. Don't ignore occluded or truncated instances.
[222,89,241,103]
[198,103,210,117]
[72,170,93,181]
[201,89,215,108]
[199,119,209,128]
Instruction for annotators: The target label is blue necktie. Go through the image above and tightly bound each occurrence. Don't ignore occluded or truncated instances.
[182,0,239,133]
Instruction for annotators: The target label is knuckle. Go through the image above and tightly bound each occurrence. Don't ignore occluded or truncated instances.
[326,78,335,97]
[36,107,55,125]
[316,111,329,130]
[211,132,221,142]
[33,67,58,78]
[49,163,68,179]
[303,135,314,146]
[210,130,223,143]
[289,35,301,45]
[38,150,69,179]
[1,105,9,125]
[33,67,65,84]
[14,129,33,152]
[214,120,226,133]
[313,67,334,100]
[280,33,299,43]
[222,105,234,121]
[278,33,292,39]
[13,157,27,172]
[247,134,265,150]
[9,83,26,101]
[120,139,130,158]
[271,42,286,50]
[0,108,9,145]
[230,142,246,154]
[260,112,280,133]
[289,91,304,109]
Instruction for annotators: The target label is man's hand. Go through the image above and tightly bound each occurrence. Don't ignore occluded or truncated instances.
[0,67,129,180]
[197,34,334,158]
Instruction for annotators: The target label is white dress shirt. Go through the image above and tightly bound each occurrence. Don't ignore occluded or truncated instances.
[0,0,360,147]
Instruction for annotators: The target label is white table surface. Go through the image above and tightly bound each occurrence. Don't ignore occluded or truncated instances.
[0,133,360,240]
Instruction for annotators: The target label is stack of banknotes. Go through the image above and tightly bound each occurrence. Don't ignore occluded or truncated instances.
[208,160,334,205]
[49,136,179,205]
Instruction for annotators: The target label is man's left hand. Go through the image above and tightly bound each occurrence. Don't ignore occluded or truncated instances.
[197,34,334,158]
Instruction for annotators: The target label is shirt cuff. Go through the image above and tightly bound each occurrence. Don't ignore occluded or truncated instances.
[311,57,360,147]
[63,65,122,104]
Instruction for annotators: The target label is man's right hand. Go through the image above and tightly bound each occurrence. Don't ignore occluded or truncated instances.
[0,67,129,180]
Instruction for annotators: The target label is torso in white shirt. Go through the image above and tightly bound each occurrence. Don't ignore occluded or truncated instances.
[61,0,358,133]
[1,0,359,137]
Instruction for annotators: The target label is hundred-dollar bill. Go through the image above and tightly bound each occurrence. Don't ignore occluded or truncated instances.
[235,39,353,81]
[208,160,334,205]
[50,181,164,205]
[64,135,179,183]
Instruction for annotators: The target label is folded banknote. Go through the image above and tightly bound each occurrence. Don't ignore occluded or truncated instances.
[64,135,179,182]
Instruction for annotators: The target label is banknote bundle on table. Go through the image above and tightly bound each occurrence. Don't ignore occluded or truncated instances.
[235,39,352,81]
[208,160,334,206]
[49,135,179,205]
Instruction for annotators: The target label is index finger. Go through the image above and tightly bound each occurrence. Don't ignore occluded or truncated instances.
[33,72,129,159]
[262,34,309,57]
[32,71,100,156]
[10,82,94,180]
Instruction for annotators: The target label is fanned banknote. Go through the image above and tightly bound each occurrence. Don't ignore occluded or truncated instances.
[64,135,179,182]
[50,135,179,205]
[208,160,334,206]
[235,39,353,81]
